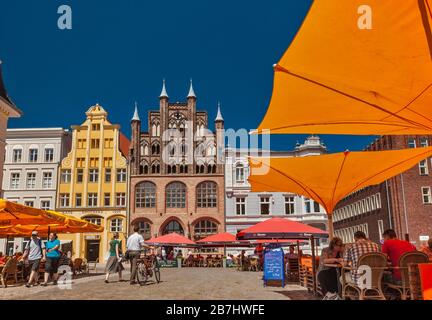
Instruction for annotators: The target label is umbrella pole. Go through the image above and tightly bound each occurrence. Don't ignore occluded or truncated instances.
[310,235,317,296]
[327,213,334,239]
[5,235,9,255]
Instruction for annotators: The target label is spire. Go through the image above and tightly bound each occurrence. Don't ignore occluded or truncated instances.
[132,102,140,121]
[215,102,224,122]
[187,79,196,98]
[159,79,168,99]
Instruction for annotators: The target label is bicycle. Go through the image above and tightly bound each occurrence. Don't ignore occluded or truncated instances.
[136,250,161,285]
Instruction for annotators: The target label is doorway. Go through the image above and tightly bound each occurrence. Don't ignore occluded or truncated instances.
[86,240,100,262]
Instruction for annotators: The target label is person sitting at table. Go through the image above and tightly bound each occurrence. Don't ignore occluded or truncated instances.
[0,252,6,265]
[317,237,344,300]
[381,229,416,284]
[420,238,432,261]
[341,231,379,286]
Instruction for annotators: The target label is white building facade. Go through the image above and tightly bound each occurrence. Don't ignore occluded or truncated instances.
[0,128,71,254]
[225,136,329,253]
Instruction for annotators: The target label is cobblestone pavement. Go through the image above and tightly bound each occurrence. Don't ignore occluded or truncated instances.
[0,266,316,300]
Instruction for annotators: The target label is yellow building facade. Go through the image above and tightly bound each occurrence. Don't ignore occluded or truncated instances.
[56,104,129,262]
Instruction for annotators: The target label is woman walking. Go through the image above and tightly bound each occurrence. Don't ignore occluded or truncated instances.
[104,233,124,283]
[42,233,61,286]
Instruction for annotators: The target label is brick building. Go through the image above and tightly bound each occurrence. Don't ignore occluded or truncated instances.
[333,135,432,247]
[128,81,225,240]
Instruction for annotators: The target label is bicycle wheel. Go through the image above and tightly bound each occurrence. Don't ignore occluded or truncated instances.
[137,263,148,285]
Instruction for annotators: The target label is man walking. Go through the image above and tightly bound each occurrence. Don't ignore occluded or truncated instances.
[22,231,46,288]
[126,225,148,285]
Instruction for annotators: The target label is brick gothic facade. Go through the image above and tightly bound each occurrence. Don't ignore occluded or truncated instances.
[128,81,225,240]
[334,135,432,247]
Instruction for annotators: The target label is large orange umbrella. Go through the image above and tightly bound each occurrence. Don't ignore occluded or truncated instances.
[248,147,432,237]
[0,200,61,228]
[255,0,432,135]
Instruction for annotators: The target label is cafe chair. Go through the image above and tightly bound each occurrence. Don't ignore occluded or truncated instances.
[0,257,20,288]
[384,251,429,300]
[341,252,387,300]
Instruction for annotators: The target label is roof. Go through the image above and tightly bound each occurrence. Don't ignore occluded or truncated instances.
[119,132,131,157]
[0,61,22,117]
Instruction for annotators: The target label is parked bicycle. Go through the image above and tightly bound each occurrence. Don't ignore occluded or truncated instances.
[136,250,161,285]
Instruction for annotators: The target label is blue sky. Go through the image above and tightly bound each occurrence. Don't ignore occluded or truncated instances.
[0,0,375,152]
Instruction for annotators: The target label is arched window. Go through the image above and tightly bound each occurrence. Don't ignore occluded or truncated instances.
[139,161,149,175]
[179,164,188,174]
[151,143,160,155]
[197,181,217,208]
[141,143,149,156]
[135,182,156,208]
[194,220,218,240]
[166,182,186,208]
[167,165,177,174]
[137,221,152,240]
[151,161,160,174]
[207,145,216,156]
[162,220,184,235]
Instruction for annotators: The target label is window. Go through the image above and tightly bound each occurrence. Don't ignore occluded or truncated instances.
[419,160,429,175]
[40,201,50,210]
[76,158,85,168]
[304,198,311,213]
[194,220,218,240]
[408,138,416,148]
[42,172,53,189]
[104,138,113,148]
[84,216,102,226]
[138,221,151,240]
[116,168,127,182]
[285,196,295,214]
[104,193,110,207]
[236,197,246,215]
[89,157,99,167]
[26,173,36,189]
[166,182,186,208]
[260,197,270,215]
[105,168,111,183]
[44,148,54,162]
[60,194,70,207]
[29,148,38,162]
[378,220,384,241]
[91,139,100,149]
[151,143,160,155]
[197,182,217,208]
[103,157,112,167]
[10,173,20,189]
[116,193,126,207]
[135,182,156,208]
[24,201,34,207]
[420,137,429,147]
[151,162,160,174]
[313,201,321,213]
[92,124,101,131]
[76,169,83,183]
[12,149,22,162]
[162,220,184,235]
[61,169,71,183]
[88,193,98,207]
[76,193,82,207]
[422,187,432,204]
[235,164,245,183]
[77,139,86,149]
[89,169,99,183]
[110,219,123,232]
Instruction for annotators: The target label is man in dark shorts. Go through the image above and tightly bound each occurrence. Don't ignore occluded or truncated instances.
[22,231,46,288]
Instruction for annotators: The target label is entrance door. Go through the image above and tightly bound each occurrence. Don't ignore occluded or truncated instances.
[86,240,100,262]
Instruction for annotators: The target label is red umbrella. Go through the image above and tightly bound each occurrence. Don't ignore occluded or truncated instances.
[144,232,197,247]
[236,217,328,240]
[196,232,250,247]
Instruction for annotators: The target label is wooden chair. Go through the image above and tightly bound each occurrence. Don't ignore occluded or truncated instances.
[342,252,388,300]
[0,257,19,288]
[72,258,84,275]
[286,258,300,281]
[385,251,429,300]
[86,258,99,273]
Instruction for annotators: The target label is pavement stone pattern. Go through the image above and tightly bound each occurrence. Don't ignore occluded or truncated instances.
[0,265,316,300]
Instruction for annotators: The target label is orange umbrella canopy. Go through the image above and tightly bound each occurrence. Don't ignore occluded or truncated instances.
[0,200,60,227]
[256,0,432,135]
[248,147,432,214]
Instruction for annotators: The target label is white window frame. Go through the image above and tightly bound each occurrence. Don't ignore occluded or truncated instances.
[422,186,432,204]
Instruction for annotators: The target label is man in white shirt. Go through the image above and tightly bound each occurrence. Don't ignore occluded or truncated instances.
[126,225,148,285]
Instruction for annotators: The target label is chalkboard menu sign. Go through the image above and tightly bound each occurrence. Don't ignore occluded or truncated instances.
[263,246,285,287]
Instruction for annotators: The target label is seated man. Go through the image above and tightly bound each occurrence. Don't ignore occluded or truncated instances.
[341,231,379,286]
[381,229,416,284]
[420,238,432,261]
[0,252,6,265]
